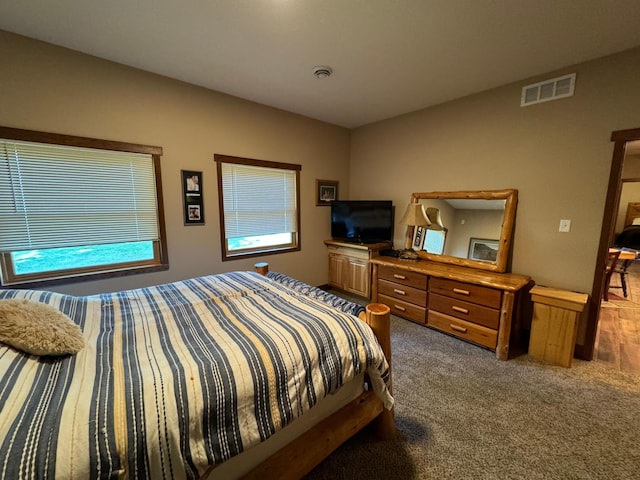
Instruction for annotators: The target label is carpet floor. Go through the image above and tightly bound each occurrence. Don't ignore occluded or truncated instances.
[304,313,640,480]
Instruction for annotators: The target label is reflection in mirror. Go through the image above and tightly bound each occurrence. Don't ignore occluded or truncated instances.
[424,229,446,254]
[418,198,505,258]
[409,190,517,273]
[412,208,447,254]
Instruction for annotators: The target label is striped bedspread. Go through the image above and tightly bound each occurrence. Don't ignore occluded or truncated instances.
[0,271,392,479]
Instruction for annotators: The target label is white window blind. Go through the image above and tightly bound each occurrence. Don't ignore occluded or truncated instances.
[0,139,160,251]
[221,162,297,239]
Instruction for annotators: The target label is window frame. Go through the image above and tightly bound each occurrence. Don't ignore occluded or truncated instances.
[215,154,301,261]
[0,126,169,288]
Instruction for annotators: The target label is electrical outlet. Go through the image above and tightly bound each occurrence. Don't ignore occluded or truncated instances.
[559,219,571,233]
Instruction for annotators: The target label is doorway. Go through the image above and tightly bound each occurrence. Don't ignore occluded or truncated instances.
[584,127,640,369]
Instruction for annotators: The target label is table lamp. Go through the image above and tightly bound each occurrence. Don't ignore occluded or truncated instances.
[426,207,445,230]
[399,203,430,259]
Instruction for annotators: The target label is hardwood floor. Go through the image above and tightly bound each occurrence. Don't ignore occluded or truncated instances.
[596,260,640,374]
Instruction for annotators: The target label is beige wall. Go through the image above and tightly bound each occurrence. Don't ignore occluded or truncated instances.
[351,47,640,297]
[618,154,640,233]
[621,154,640,180]
[0,31,351,295]
[4,30,640,347]
[350,47,640,346]
[617,180,640,233]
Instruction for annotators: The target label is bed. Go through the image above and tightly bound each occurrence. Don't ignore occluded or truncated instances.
[615,223,640,250]
[0,266,394,479]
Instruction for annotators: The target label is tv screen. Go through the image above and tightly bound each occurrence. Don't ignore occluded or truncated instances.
[331,200,394,244]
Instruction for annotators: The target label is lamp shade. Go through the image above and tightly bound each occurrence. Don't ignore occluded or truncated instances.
[399,203,431,227]
[426,207,445,231]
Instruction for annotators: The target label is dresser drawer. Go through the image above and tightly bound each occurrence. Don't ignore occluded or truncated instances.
[379,293,426,324]
[429,277,502,309]
[378,279,427,307]
[429,293,500,329]
[327,245,371,261]
[378,265,427,290]
[427,310,497,349]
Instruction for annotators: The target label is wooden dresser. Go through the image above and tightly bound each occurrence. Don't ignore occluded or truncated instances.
[371,257,531,360]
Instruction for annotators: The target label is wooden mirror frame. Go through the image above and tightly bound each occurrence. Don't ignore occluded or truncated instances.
[409,189,518,273]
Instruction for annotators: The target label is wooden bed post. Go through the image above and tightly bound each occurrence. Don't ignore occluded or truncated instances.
[254,262,269,275]
[364,303,396,439]
[365,303,391,364]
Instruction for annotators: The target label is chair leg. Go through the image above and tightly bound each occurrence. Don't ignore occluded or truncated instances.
[620,272,628,297]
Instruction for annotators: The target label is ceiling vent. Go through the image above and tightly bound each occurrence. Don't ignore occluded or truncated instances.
[520,73,576,107]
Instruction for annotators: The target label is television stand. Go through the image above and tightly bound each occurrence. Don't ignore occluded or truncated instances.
[324,239,390,299]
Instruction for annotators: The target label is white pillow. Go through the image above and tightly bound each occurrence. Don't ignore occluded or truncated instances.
[0,299,84,356]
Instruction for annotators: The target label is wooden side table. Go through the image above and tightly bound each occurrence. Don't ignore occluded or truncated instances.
[528,286,589,367]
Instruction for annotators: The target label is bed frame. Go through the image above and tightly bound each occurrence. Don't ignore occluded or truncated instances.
[242,263,396,479]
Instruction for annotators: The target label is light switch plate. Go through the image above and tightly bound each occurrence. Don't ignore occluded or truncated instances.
[559,219,571,233]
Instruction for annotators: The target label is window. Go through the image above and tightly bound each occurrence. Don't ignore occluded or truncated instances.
[424,229,447,254]
[215,154,301,261]
[0,127,168,287]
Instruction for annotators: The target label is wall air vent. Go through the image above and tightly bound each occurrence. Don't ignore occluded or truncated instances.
[520,73,576,107]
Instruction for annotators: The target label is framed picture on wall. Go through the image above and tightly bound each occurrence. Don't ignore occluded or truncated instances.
[182,170,205,225]
[468,238,499,262]
[316,179,339,206]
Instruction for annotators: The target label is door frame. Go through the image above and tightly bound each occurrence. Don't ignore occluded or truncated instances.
[582,127,640,360]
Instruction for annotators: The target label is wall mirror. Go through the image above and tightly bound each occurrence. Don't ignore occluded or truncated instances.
[407,189,518,272]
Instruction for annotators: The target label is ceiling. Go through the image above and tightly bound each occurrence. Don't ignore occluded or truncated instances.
[2,1,640,128]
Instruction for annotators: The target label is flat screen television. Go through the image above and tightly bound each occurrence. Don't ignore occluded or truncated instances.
[331,200,394,244]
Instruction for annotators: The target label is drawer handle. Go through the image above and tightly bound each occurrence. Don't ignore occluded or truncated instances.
[452,306,469,315]
[450,324,467,333]
[393,305,406,312]
[452,288,470,296]
[393,274,407,280]
[393,288,406,296]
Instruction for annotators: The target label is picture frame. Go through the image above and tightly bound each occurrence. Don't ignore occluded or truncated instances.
[182,170,204,225]
[468,238,499,262]
[412,226,426,250]
[316,179,339,206]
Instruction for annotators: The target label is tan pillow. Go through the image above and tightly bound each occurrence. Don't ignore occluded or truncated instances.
[0,299,85,356]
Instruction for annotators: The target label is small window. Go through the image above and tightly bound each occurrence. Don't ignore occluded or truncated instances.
[215,154,301,261]
[0,127,168,287]
[424,229,447,255]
